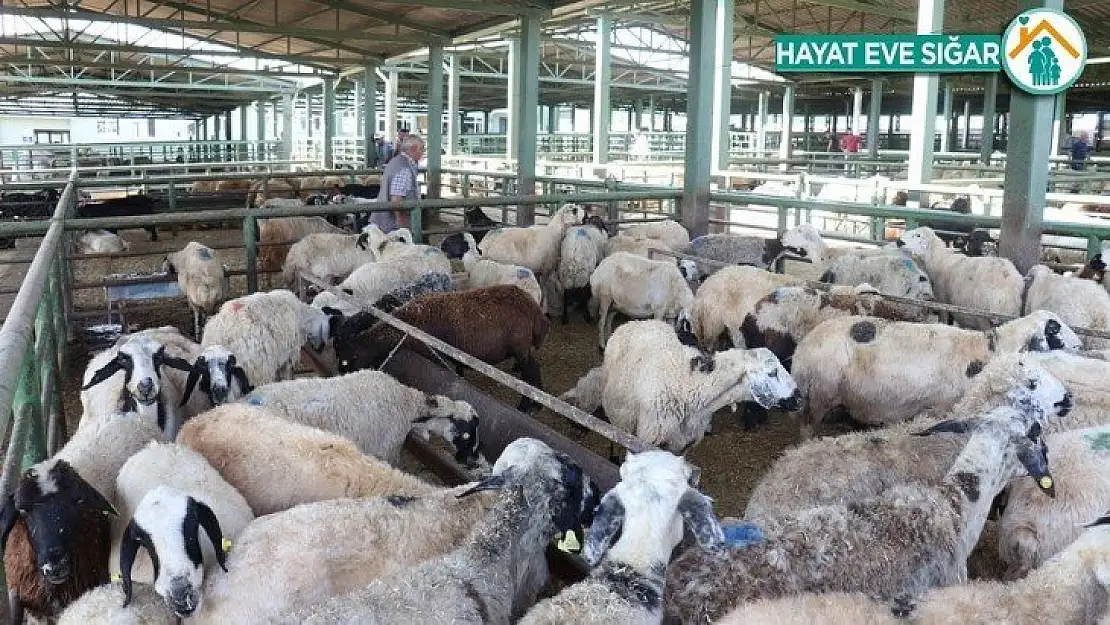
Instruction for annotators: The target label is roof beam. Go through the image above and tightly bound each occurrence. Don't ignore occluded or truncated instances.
[797,0,913,22]
[382,0,551,16]
[0,57,326,77]
[295,0,452,38]
[0,75,293,93]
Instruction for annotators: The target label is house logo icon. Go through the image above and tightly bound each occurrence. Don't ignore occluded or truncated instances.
[1001,8,1087,95]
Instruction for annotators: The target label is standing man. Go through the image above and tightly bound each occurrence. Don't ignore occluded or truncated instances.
[1070,132,1091,171]
[374,133,424,232]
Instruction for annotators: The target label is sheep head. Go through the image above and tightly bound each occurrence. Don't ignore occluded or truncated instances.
[583,451,722,572]
[745,348,802,412]
[83,337,192,408]
[961,354,1073,422]
[0,459,116,586]
[180,345,251,408]
[120,486,227,617]
[551,204,586,231]
[779,224,824,259]
[895,226,940,256]
[415,395,483,469]
[1001,310,1083,353]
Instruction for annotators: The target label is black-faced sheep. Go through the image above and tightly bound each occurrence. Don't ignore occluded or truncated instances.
[370,272,454,314]
[333,285,550,412]
[439,207,500,259]
[1024,263,1110,349]
[687,265,798,351]
[791,310,1081,434]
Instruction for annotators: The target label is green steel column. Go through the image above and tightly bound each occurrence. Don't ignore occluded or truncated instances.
[755,91,769,154]
[980,72,999,164]
[592,14,612,165]
[1000,0,1061,274]
[851,86,864,134]
[16,338,44,472]
[323,81,336,169]
[427,43,445,206]
[386,70,399,140]
[711,0,734,170]
[255,100,267,159]
[281,93,294,168]
[682,0,717,237]
[1050,92,1067,156]
[906,0,944,204]
[962,99,972,149]
[305,91,315,139]
[507,39,521,160]
[867,79,882,158]
[224,112,233,148]
[779,85,795,162]
[244,214,258,293]
[447,54,461,157]
[364,65,378,167]
[239,106,248,141]
[940,80,953,152]
[514,15,542,220]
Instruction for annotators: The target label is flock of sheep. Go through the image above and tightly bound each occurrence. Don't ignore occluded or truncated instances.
[11,191,1110,624]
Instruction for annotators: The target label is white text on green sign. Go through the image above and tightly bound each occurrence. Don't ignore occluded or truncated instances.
[775,35,1003,73]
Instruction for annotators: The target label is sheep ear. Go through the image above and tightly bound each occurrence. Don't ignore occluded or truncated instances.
[582,492,624,567]
[159,354,195,374]
[189,497,228,572]
[73,477,117,517]
[356,233,369,250]
[0,495,18,559]
[230,366,253,395]
[1086,512,1110,528]
[457,473,509,498]
[913,419,972,436]
[119,521,159,608]
[1017,438,1055,498]
[82,356,124,390]
[678,489,725,552]
[179,358,206,407]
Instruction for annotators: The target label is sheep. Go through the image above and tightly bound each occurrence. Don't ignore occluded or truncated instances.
[163,242,228,340]
[620,218,690,250]
[370,271,453,314]
[177,404,441,515]
[997,423,1110,580]
[717,512,1110,625]
[662,402,1060,624]
[190,485,501,625]
[561,320,801,453]
[257,216,345,289]
[200,289,341,385]
[276,438,600,625]
[333,285,549,412]
[79,334,195,440]
[336,252,453,308]
[178,343,254,410]
[57,583,176,625]
[604,231,664,258]
[242,369,481,467]
[111,442,254,617]
[248,178,296,206]
[77,195,157,241]
[590,251,696,350]
[1029,350,1110,430]
[477,203,585,275]
[1077,253,1107,282]
[897,226,1024,329]
[369,228,452,268]
[687,264,798,351]
[676,233,787,275]
[1024,263,1110,349]
[461,232,544,308]
[743,352,1073,522]
[439,207,500,259]
[280,231,377,288]
[791,310,1082,434]
[740,283,932,369]
[77,230,130,254]
[518,451,724,625]
[555,222,610,324]
[0,411,161,621]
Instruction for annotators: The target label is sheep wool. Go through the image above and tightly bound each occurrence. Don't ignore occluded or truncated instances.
[688,264,798,350]
[78,230,130,254]
[620,219,690,251]
[1024,264,1110,349]
[281,232,377,288]
[478,203,585,275]
[57,583,176,625]
[164,242,227,336]
[590,252,694,349]
[462,232,544,307]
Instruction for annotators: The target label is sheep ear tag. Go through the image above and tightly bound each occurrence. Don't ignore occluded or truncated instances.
[556,529,580,553]
[221,538,233,553]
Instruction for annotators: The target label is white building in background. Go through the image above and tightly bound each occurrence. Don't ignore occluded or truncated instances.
[0,115,195,146]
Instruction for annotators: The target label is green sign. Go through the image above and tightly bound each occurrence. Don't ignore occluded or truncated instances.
[775,34,1003,73]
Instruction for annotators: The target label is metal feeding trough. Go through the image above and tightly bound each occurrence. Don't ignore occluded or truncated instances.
[103,271,182,331]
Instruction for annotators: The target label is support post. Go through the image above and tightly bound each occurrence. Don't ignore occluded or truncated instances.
[427,44,445,204]
[755,91,769,154]
[281,95,293,167]
[940,79,953,152]
[239,106,248,141]
[224,111,232,146]
[513,16,542,220]
[363,65,378,167]
[447,54,461,157]
[507,39,520,160]
[711,0,734,171]
[852,86,864,133]
[323,80,336,169]
[980,72,998,164]
[255,100,266,159]
[385,71,399,144]
[962,99,972,149]
[682,0,717,237]
[779,85,795,165]
[1050,92,1067,156]
[1000,0,1061,274]
[867,79,882,158]
[305,92,314,138]
[906,0,943,204]
[592,14,612,165]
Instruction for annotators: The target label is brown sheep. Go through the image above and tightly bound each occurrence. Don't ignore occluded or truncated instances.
[334,285,550,412]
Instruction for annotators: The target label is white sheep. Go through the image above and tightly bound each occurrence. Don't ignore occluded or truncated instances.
[590,251,696,349]
[461,232,544,307]
[790,310,1082,434]
[554,222,608,323]
[561,320,800,453]
[717,513,1110,625]
[478,203,585,276]
[1024,263,1110,349]
[110,442,254,617]
[687,264,798,350]
[281,232,377,288]
[1031,350,1110,430]
[519,451,723,625]
[177,404,441,515]
[163,242,228,339]
[257,216,345,289]
[897,225,1024,329]
[57,583,176,625]
[200,289,339,385]
[620,219,690,251]
[337,252,453,308]
[241,369,481,467]
[77,230,129,254]
[604,231,664,258]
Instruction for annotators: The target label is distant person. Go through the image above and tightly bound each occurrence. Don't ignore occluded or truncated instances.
[826,132,838,152]
[1071,132,1091,171]
[632,128,651,161]
[374,133,425,232]
[393,128,410,159]
[840,133,861,154]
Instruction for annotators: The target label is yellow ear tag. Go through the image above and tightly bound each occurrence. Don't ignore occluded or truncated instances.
[222,538,233,552]
[111,573,122,583]
[1040,476,1054,489]
[556,530,580,553]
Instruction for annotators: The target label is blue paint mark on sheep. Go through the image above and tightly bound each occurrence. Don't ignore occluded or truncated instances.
[246,395,264,406]
[197,247,213,260]
[517,268,531,279]
[574,228,587,238]
[721,521,763,547]
[902,258,915,271]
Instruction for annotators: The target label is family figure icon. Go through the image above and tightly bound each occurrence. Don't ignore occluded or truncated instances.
[1028,37,1061,86]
